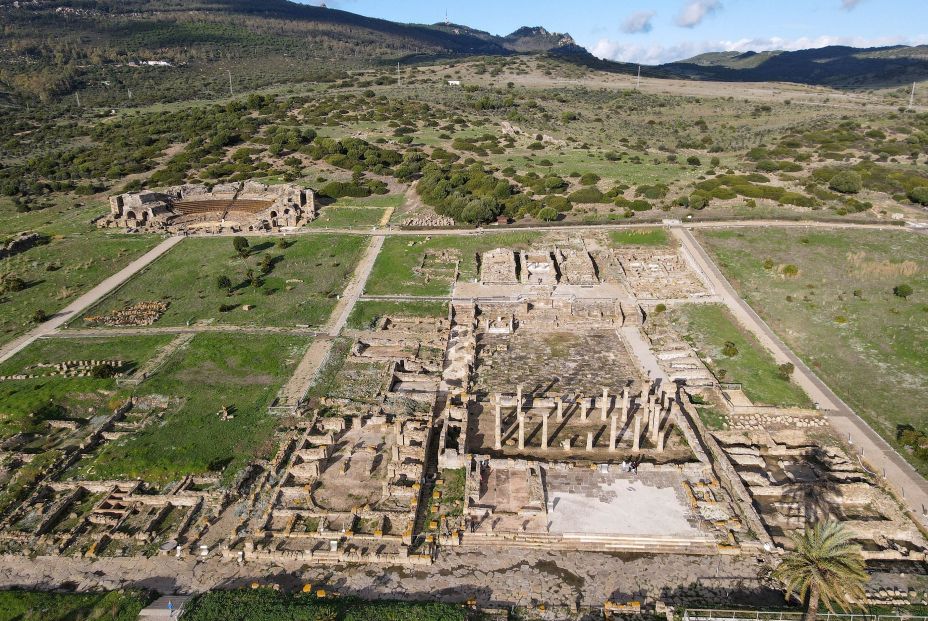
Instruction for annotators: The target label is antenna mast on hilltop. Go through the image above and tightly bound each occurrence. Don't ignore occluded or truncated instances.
[445,9,450,26]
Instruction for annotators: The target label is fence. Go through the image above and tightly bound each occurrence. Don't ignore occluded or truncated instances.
[684,610,928,621]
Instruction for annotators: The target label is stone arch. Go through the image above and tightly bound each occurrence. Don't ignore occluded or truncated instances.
[125,210,137,221]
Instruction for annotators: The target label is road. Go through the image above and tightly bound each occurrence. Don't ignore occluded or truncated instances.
[673,225,928,524]
[0,236,184,366]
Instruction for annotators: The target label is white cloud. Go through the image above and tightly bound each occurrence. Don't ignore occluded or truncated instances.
[675,0,722,28]
[622,11,656,34]
[590,34,928,65]
[841,0,863,10]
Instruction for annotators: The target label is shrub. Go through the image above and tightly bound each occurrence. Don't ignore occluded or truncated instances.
[828,170,862,194]
[908,186,928,205]
[537,207,558,221]
[579,173,600,186]
[32,309,48,323]
[568,187,607,203]
[320,181,370,199]
[0,273,26,293]
[782,264,799,277]
[217,275,232,291]
[893,284,913,299]
[686,156,702,166]
[756,159,779,172]
[689,193,709,210]
[654,303,667,314]
[722,341,739,357]
[777,362,795,380]
[542,195,571,212]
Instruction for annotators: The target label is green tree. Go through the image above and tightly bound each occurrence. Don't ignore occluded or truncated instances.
[232,236,250,259]
[217,275,232,292]
[778,362,795,380]
[537,207,558,221]
[773,521,867,621]
[31,309,48,323]
[893,284,913,299]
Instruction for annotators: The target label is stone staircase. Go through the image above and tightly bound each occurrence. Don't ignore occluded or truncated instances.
[460,531,719,554]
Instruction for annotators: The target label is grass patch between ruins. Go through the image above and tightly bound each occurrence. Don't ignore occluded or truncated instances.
[70,333,310,485]
[699,227,928,474]
[346,300,448,330]
[74,234,366,329]
[608,228,670,247]
[365,232,541,296]
[672,303,812,408]
[0,335,173,439]
[307,207,387,229]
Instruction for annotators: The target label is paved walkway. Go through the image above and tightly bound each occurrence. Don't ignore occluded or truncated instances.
[673,225,928,524]
[0,236,184,365]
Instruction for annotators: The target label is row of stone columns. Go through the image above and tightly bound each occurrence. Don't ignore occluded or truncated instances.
[492,383,672,452]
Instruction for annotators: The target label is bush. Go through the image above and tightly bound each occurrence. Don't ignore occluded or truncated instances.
[893,284,913,299]
[828,170,862,194]
[689,193,709,210]
[568,187,607,203]
[908,186,928,205]
[32,309,48,323]
[542,195,572,212]
[537,207,559,221]
[91,363,119,379]
[320,181,370,199]
[782,264,799,277]
[777,362,795,381]
[686,156,702,166]
[654,303,667,314]
[0,273,26,293]
[579,173,600,186]
[722,341,739,357]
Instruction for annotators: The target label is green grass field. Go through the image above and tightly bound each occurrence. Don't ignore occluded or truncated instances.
[0,335,172,439]
[308,207,386,229]
[70,333,309,484]
[699,227,928,472]
[0,590,152,621]
[365,232,540,296]
[0,231,161,347]
[672,304,812,407]
[346,300,448,330]
[608,228,670,246]
[76,234,366,329]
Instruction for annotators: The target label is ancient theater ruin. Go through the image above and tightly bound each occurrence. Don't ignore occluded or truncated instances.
[99,181,316,233]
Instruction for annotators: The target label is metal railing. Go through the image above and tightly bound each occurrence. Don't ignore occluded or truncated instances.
[684,610,928,621]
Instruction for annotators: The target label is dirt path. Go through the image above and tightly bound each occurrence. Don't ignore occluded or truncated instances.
[672,225,928,525]
[0,236,184,366]
[275,235,385,408]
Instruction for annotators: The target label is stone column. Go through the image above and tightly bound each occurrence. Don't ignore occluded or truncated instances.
[609,415,618,452]
[651,407,661,444]
[621,386,629,422]
[494,395,502,450]
[517,414,525,450]
[601,387,609,421]
[541,413,549,450]
[516,384,523,418]
[657,427,667,452]
[580,399,588,422]
[586,431,594,452]
[556,395,563,422]
[633,415,641,451]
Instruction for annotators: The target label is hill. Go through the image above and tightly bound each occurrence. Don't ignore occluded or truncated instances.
[664,45,928,87]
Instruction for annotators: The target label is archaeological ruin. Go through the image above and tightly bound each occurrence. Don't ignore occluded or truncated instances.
[98,181,317,233]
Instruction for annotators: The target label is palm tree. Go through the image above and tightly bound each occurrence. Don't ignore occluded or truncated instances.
[773,521,868,621]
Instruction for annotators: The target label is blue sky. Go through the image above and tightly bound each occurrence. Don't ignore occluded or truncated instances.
[305,0,928,64]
